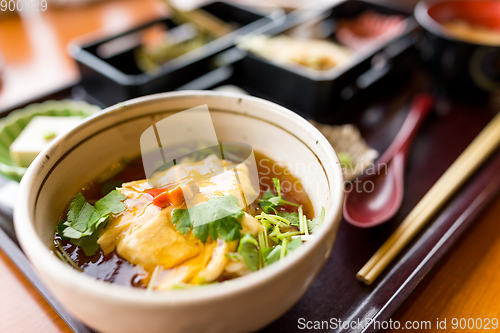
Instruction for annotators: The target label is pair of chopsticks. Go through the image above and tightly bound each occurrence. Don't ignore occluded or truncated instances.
[357,110,500,285]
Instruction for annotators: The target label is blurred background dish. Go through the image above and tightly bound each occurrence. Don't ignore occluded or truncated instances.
[441,21,500,47]
[70,1,284,106]
[0,100,99,181]
[336,10,406,51]
[415,0,500,105]
[135,0,238,72]
[309,121,379,181]
[232,0,416,122]
[239,34,352,71]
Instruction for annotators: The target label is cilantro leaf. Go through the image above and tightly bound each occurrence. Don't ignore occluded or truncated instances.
[94,190,126,215]
[193,225,210,242]
[191,195,243,227]
[56,190,127,256]
[70,230,101,256]
[261,190,275,201]
[67,193,99,233]
[268,196,282,206]
[56,219,69,240]
[307,207,325,234]
[277,212,300,226]
[261,238,302,268]
[237,233,259,272]
[287,237,302,253]
[259,178,299,213]
[263,245,281,266]
[172,195,244,242]
[259,187,279,213]
[171,208,193,235]
[66,190,125,236]
[258,200,276,214]
[62,225,86,238]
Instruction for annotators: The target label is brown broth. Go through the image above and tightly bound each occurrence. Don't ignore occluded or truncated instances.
[56,152,314,287]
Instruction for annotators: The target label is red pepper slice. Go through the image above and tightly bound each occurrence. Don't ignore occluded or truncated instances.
[146,186,185,208]
[152,191,171,208]
[146,188,166,198]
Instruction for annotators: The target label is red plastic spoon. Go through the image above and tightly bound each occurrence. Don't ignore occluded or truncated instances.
[343,94,435,228]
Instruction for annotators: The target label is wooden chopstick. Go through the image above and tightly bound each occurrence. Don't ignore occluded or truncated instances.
[357,111,500,280]
[357,111,500,285]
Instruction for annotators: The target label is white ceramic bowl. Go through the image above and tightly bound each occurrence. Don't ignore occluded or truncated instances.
[14,91,344,333]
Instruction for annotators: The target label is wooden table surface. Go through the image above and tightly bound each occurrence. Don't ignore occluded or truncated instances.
[0,1,499,332]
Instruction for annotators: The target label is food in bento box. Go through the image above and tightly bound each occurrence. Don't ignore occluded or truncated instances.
[442,20,500,46]
[336,11,406,51]
[239,34,351,71]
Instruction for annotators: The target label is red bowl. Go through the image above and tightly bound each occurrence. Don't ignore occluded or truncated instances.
[416,0,500,46]
[428,1,500,32]
[414,0,500,104]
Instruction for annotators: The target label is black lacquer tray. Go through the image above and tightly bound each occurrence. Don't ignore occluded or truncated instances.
[1,2,499,332]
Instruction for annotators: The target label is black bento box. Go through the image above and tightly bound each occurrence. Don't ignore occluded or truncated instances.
[70,1,284,107]
[230,0,419,121]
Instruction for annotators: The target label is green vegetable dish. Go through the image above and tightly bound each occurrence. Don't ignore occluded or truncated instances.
[54,151,325,291]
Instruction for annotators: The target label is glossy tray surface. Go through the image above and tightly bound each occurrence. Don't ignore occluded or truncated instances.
[259,70,500,332]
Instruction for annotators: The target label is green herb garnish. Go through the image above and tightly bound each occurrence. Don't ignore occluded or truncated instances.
[263,245,281,266]
[258,190,278,213]
[307,207,325,234]
[56,190,126,256]
[281,239,288,260]
[54,239,82,271]
[287,237,302,253]
[171,195,244,243]
[337,152,353,168]
[237,233,259,272]
[253,177,322,270]
[261,236,302,267]
[277,211,300,226]
[259,178,299,213]
[298,205,304,234]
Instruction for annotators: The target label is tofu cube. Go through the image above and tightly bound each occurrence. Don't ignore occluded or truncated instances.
[10,116,83,167]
